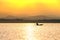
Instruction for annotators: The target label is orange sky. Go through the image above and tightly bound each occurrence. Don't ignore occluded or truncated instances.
[0,0,60,17]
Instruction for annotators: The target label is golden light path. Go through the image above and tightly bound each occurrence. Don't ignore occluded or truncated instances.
[25,23,36,40]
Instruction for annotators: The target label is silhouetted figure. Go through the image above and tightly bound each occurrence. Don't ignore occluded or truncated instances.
[36,22,38,25]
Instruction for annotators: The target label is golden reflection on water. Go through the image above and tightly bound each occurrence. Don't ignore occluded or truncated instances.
[25,23,37,40]
[0,23,60,40]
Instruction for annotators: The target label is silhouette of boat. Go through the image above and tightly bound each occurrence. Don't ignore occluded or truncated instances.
[36,22,43,26]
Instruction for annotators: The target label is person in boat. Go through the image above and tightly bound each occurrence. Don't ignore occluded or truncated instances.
[36,22,38,25]
[36,22,43,26]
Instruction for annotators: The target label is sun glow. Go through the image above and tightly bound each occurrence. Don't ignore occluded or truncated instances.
[0,0,60,17]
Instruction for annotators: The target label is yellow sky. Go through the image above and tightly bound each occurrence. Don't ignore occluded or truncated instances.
[0,0,60,17]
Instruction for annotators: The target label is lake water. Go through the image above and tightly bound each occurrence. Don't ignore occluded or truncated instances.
[0,23,60,40]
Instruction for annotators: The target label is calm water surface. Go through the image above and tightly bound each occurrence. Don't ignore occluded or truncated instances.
[0,23,60,40]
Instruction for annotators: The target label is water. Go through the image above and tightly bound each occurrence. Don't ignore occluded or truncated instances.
[0,23,60,40]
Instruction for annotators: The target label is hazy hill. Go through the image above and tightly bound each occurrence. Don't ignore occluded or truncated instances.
[0,13,60,20]
[23,15,60,20]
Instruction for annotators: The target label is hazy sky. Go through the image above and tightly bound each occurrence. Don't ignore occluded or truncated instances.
[0,0,60,17]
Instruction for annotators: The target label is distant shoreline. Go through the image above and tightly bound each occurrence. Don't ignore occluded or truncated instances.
[0,19,60,23]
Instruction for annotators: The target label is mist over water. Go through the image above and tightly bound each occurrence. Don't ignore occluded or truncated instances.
[0,23,60,40]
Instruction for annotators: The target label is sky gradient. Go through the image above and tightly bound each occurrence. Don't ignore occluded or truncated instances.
[0,0,60,18]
